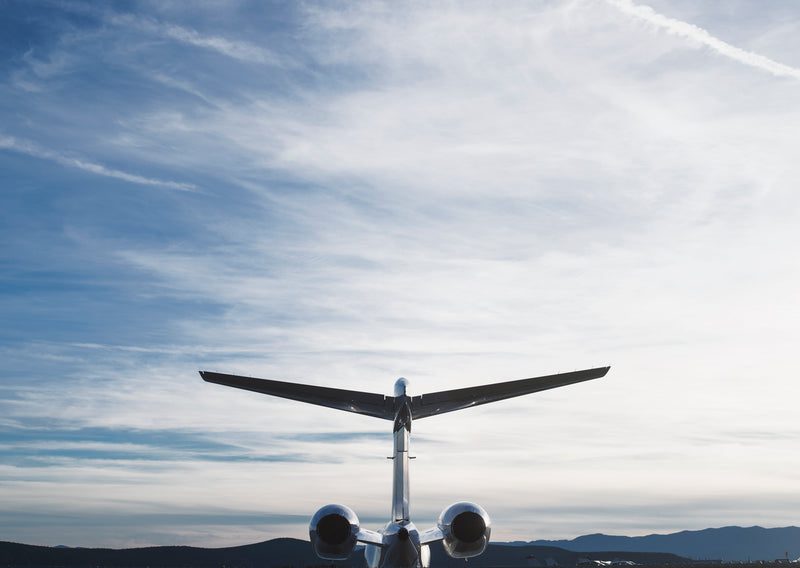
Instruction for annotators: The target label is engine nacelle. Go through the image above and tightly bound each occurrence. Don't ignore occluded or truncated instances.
[437,501,491,559]
[309,504,360,560]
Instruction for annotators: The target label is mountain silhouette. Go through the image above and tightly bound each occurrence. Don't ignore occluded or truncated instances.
[3,525,795,566]
[527,526,800,561]
[0,538,686,568]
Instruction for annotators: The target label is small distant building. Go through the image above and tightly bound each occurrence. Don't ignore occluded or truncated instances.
[526,555,559,567]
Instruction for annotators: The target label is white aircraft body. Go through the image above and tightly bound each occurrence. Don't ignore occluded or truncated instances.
[201,366,610,568]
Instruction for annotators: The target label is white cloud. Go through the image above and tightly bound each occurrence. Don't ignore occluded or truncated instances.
[111,1,799,538]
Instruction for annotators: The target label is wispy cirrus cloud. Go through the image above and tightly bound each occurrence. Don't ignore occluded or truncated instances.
[109,13,282,65]
[604,0,800,80]
[0,135,196,191]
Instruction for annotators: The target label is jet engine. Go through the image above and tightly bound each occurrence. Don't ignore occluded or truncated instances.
[309,504,360,560]
[436,501,491,558]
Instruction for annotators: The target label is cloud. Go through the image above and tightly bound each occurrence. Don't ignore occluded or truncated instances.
[279,431,387,443]
[0,135,196,191]
[604,0,800,80]
[0,425,331,465]
[0,509,313,528]
[109,13,281,65]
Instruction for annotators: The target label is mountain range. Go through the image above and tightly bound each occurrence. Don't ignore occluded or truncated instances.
[0,538,683,568]
[2,526,797,567]
[521,526,800,561]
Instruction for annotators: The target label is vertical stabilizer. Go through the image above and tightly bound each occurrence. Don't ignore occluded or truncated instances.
[392,378,411,522]
[392,426,410,521]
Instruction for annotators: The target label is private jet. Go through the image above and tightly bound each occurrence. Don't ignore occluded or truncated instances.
[200,365,609,568]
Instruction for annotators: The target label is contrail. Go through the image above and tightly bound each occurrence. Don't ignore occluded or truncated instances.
[604,0,800,80]
[0,135,197,191]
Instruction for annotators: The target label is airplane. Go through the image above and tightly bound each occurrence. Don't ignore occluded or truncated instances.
[200,365,610,568]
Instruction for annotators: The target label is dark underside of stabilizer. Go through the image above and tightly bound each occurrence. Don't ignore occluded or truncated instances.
[409,367,610,418]
[199,371,395,419]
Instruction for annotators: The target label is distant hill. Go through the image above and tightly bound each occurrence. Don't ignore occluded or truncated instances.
[6,526,796,567]
[0,538,687,568]
[0,538,340,568]
[525,526,800,561]
[429,543,686,567]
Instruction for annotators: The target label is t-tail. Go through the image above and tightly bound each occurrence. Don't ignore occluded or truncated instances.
[200,365,610,568]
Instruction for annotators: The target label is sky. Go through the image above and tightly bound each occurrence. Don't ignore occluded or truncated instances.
[1,0,800,550]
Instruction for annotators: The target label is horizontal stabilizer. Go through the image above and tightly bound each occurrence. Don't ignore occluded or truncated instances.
[357,528,385,546]
[418,526,444,545]
[200,366,608,420]
[199,371,394,420]
[409,366,609,419]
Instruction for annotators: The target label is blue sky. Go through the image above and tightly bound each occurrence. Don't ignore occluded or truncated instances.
[2,0,800,549]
